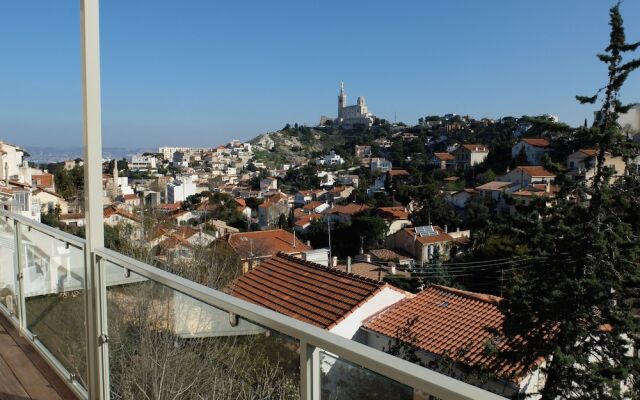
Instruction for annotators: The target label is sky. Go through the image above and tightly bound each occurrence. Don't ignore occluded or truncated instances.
[0,1,639,150]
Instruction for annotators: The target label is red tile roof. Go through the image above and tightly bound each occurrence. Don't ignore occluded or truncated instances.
[434,152,455,161]
[377,207,409,220]
[363,285,529,381]
[303,201,324,211]
[521,138,550,148]
[460,144,489,153]
[228,253,387,329]
[368,248,412,261]
[59,213,84,221]
[328,203,369,216]
[226,229,311,259]
[32,174,54,188]
[514,166,556,178]
[388,169,410,177]
[404,226,453,245]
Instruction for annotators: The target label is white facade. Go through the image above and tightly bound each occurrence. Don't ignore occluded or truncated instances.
[618,104,640,134]
[130,155,157,171]
[319,151,344,166]
[166,176,196,204]
[370,158,392,173]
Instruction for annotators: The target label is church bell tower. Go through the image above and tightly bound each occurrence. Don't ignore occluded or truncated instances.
[338,81,346,119]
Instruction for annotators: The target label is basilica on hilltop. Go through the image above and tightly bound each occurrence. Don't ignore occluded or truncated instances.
[321,82,375,129]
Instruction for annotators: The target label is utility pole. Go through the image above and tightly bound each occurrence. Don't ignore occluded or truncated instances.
[327,218,332,264]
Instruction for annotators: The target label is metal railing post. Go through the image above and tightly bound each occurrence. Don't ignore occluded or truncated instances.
[13,220,26,329]
[81,0,107,398]
[300,341,321,400]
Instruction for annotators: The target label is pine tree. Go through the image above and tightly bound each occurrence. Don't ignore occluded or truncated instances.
[501,3,640,399]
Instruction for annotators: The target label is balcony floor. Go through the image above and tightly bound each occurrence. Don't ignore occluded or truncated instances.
[0,312,78,400]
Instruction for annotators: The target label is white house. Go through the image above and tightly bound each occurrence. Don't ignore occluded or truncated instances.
[452,144,489,170]
[371,158,392,173]
[228,253,407,341]
[499,166,556,189]
[511,138,551,165]
[361,285,546,399]
[317,151,345,166]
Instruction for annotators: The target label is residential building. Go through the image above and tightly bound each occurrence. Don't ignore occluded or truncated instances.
[446,188,476,209]
[326,203,369,224]
[327,186,353,203]
[259,177,278,192]
[618,104,640,134]
[499,166,556,189]
[475,181,520,203]
[166,176,196,204]
[31,173,55,191]
[371,158,392,173]
[511,138,551,165]
[367,248,413,268]
[318,150,344,166]
[452,144,489,170]
[431,152,456,170]
[221,229,312,273]
[302,201,329,215]
[377,207,411,236]
[130,155,158,171]
[361,285,546,399]
[228,253,406,340]
[384,226,470,265]
[258,200,289,230]
[355,145,372,158]
[566,149,626,183]
[337,174,360,188]
[32,188,68,214]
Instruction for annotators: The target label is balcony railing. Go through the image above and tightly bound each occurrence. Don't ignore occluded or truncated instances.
[0,208,508,400]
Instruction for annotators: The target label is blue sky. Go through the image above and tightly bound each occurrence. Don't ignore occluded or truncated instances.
[0,1,639,149]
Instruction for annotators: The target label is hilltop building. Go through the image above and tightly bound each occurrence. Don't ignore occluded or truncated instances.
[334,82,375,129]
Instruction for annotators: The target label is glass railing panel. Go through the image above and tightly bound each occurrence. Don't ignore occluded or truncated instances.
[320,351,427,400]
[103,260,301,399]
[0,217,18,318]
[20,224,88,388]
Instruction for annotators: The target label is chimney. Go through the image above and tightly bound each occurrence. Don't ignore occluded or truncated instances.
[332,256,338,268]
[390,265,397,275]
[444,225,448,233]
[306,240,311,246]
[293,231,296,248]
[365,254,371,263]
[347,256,352,273]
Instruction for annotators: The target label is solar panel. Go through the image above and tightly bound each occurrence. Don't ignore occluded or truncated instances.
[415,225,437,237]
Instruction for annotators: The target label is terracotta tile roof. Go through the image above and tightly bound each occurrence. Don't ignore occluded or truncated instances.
[443,176,460,181]
[158,235,193,251]
[363,285,529,381]
[388,169,410,177]
[59,213,84,220]
[337,262,400,281]
[475,181,515,191]
[31,174,54,188]
[368,248,412,261]
[578,148,598,157]
[294,213,322,228]
[328,203,369,216]
[434,152,455,161]
[514,166,556,178]
[228,253,386,329]
[521,138,550,148]
[377,207,409,220]
[226,229,311,259]
[460,144,489,153]
[404,226,453,245]
[303,201,324,211]
[234,198,247,207]
[156,202,182,210]
[123,194,138,201]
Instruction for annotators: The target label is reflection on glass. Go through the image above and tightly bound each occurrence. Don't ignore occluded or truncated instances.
[320,351,416,400]
[21,225,87,388]
[0,218,18,317]
[103,261,301,399]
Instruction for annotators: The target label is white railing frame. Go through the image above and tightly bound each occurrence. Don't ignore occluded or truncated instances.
[0,209,508,400]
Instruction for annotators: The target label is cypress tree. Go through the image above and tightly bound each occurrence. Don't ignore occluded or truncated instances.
[501,3,640,399]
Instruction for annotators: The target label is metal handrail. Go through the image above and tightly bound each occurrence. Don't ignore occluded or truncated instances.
[0,211,508,400]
